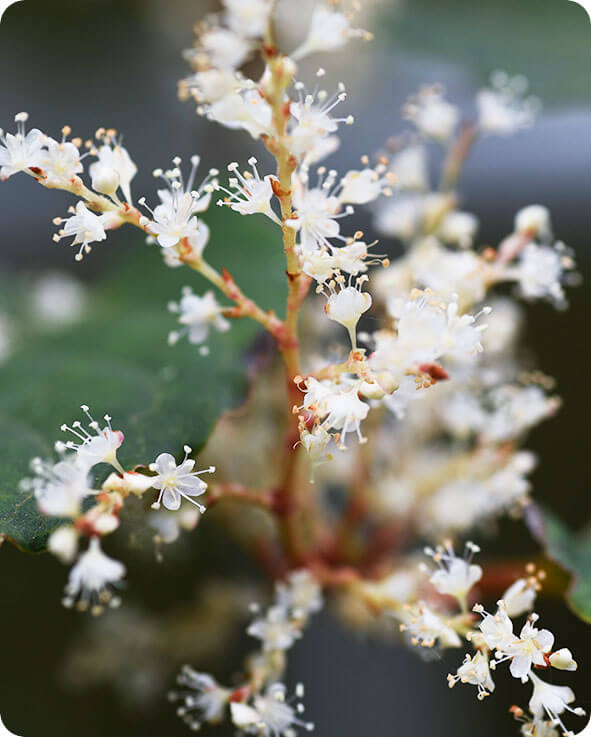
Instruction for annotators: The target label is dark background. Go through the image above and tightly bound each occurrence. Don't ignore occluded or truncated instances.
[1,1,591,735]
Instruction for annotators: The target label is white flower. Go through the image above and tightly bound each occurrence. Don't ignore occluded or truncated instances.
[400,602,462,648]
[515,243,569,305]
[41,136,83,185]
[149,447,214,512]
[405,88,459,142]
[389,145,429,191]
[485,385,558,443]
[231,683,313,737]
[502,578,537,618]
[276,571,323,618]
[53,201,108,261]
[477,603,515,652]
[476,71,539,136]
[288,82,352,160]
[182,68,245,104]
[247,604,301,651]
[89,139,137,203]
[374,194,424,241]
[497,614,555,682]
[286,173,351,252]
[0,112,45,178]
[47,525,79,564]
[528,672,584,726]
[216,158,280,223]
[304,379,369,448]
[142,156,216,249]
[515,205,552,241]
[324,276,372,348]
[59,405,124,472]
[200,27,253,70]
[393,291,489,368]
[438,211,479,248]
[168,288,230,346]
[30,271,87,327]
[338,166,392,205]
[291,5,370,60]
[63,537,125,613]
[448,652,495,700]
[424,541,482,607]
[223,0,273,38]
[22,455,95,519]
[173,667,231,730]
[207,89,273,140]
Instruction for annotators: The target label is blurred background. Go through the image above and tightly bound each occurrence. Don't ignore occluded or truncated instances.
[1,0,591,735]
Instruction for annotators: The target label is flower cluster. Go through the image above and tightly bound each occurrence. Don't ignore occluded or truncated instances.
[20,406,214,613]
[1,3,585,737]
[171,570,322,734]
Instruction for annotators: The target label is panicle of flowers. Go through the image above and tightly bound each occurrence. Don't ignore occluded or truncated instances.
[20,406,214,613]
[445,561,584,737]
[171,571,321,734]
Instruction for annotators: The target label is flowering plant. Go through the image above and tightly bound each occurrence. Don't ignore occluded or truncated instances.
[0,2,589,737]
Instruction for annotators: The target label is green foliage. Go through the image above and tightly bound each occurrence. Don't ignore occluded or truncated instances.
[0,210,285,552]
[529,504,591,624]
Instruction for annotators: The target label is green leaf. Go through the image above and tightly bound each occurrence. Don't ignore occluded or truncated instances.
[0,209,286,551]
[0,417,55,552]
[527,504,591,623]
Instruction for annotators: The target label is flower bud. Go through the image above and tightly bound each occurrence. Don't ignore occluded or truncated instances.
[92,166,120,196]
[48,525,79,564]
[549,648,578,671]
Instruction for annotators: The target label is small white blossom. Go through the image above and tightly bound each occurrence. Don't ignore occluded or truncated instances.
[0,112,45,178]
[528,672,584,728]
[477,71,539,136]
[168,288,230,346]
[231,683,313,737]
[141,156,216,249]
[59,405,124,472]
[173,667,231,730]
[276,571,323,618]
[338,165,393,205]
[223,0,273,38]
[405,88,460,142]
[291,5,370,60]
[53,201,108,261]
[149,447,214,512]
[438,210,479,248]
[63,537,125,614]
[288,81,352,160]
[448,652,495,700]
[400,602,462,648]
[247,604,301,651]
[200,27,253,70]
[22,455,95,519]
[389,145,429,191]
[207,89,273,140]
[41,136,83,185]
[303,378,369,449]
[515,205,552,241]
[502,578,538,618]
[216,158,280,223]
[424,541,482,608]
